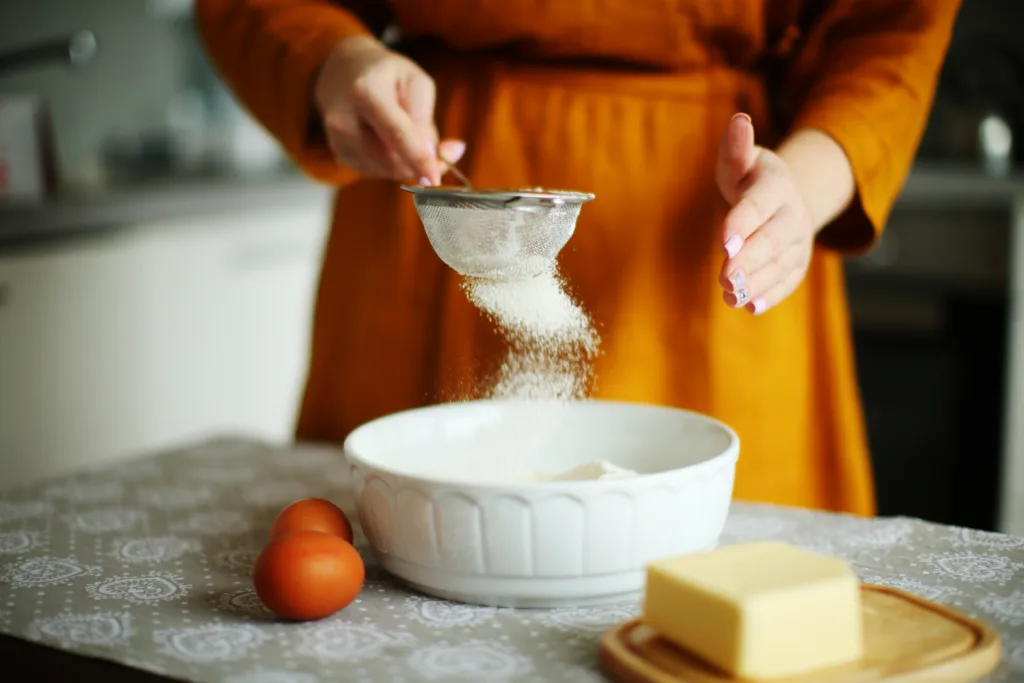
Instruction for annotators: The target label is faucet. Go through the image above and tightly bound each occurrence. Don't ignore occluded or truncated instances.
[0,30,97,77]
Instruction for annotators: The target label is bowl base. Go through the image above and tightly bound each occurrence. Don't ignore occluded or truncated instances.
[400,578,642,609]
[375,543,717,609]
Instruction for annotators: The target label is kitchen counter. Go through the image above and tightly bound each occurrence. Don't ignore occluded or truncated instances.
[897,164,1024,209]
[0,437,1021,682]
[1,163,1023,250]
[0,170,326,250]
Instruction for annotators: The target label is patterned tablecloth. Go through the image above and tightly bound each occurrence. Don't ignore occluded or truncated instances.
[0,437,1022,683]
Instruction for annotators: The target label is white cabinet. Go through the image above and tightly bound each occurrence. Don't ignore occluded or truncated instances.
[130,196,332,452]
[1000,196,1024,536]
[0,230,151,486]
[0,188,332,487]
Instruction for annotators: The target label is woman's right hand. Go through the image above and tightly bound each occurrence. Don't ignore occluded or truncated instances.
[314,35,465,186]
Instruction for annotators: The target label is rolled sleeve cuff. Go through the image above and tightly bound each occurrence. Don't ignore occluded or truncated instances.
[790,93,898,256]
[278,11,373,184]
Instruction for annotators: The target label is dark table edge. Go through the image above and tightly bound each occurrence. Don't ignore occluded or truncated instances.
[0,632,184,682]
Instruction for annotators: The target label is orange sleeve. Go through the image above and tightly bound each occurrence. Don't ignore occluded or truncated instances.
[782,0,962,254]
[194,0,376,185]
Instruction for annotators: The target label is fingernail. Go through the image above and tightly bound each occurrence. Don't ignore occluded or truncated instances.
[426,140,437,156]
[443,140,467,163]
[724,234,743,259]
[727,269,745,292]
[735,288,750,307]
[418,176,431,186]
[750,297,767,315]
[732,112,752,124]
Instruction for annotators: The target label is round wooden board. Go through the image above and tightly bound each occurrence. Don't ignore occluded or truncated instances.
[598,584,1001,683]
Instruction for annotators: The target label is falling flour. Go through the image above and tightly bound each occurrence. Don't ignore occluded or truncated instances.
[457,265,639,484]
[462,267,600,401]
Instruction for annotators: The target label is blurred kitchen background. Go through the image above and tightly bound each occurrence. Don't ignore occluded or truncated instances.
[1,1,1022,535]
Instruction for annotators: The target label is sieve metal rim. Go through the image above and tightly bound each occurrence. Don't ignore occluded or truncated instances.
[400,185,595,207]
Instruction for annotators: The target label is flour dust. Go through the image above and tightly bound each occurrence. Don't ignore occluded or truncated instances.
[461,266,599,401]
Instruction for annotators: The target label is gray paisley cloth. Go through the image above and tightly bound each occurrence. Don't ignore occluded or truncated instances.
[0,437,1021,682]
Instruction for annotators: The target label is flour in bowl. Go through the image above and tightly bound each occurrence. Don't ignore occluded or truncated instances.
[433,459,639,483]
[534,459,639,482]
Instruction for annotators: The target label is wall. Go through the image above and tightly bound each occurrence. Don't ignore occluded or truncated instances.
[0,0,194,188]
[919,0,1024,165]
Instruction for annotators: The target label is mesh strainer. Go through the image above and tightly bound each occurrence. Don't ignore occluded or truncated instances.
[401,185,595,280]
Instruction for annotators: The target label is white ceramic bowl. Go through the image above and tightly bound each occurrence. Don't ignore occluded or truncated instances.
[343,399,739,608]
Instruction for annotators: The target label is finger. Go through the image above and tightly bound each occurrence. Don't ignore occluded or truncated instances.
[358,122,417,177]
[438,139,466,164]
[745,267,805,316]
[328,129,400,178]
[722,288,752,310]
[720,259,758,310]
[322,104,411,178]
[322,107,377,167]
[401,72,437,134]
[436,138,467,181]
[715,112,757,204]
[401,73,442,171]
[353,80,440,184]
[328,123,411,178]
[722,241,805,309]
[720,175,787,259]
[720,209,805,295]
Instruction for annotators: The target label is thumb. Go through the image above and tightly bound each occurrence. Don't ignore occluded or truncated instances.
[435,138,467,184]
[715,113,758,205]
[437,138,467,165]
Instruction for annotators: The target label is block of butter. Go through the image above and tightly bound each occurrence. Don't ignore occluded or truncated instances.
[643,541,863,679]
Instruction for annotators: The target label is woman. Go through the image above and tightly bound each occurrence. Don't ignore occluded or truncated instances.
[196,0,960,515]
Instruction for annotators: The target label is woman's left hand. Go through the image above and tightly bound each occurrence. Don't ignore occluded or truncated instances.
[714,113,815,316]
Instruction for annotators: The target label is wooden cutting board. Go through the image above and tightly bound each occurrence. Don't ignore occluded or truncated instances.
[599,584,1001,683]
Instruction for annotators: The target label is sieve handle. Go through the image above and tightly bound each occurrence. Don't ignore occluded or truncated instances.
[438,153,472,188]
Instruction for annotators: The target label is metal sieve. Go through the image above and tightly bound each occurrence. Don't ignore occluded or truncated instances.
[401,185,595,280]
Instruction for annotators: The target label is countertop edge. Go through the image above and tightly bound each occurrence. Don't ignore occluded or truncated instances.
[0,174,332,249]
[2,165,1023,250]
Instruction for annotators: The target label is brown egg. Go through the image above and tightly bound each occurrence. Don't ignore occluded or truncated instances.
[253,530,364,621]
[269,498,354,544]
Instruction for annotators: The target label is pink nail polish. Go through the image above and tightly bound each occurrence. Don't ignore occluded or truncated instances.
[732,112,752,125]
[724,234,743,259]
[751,298,767,315]
[728,269,745,291]
[444,140,467,163]
[419,176,431,187]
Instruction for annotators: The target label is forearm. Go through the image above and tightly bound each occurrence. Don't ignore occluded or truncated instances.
[195,0,370,184]
[775,128,856,235]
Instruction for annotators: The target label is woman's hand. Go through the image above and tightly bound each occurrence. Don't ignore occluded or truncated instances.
[714,114,857,315]
[714,113,816,315]
[314,35,465,186]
